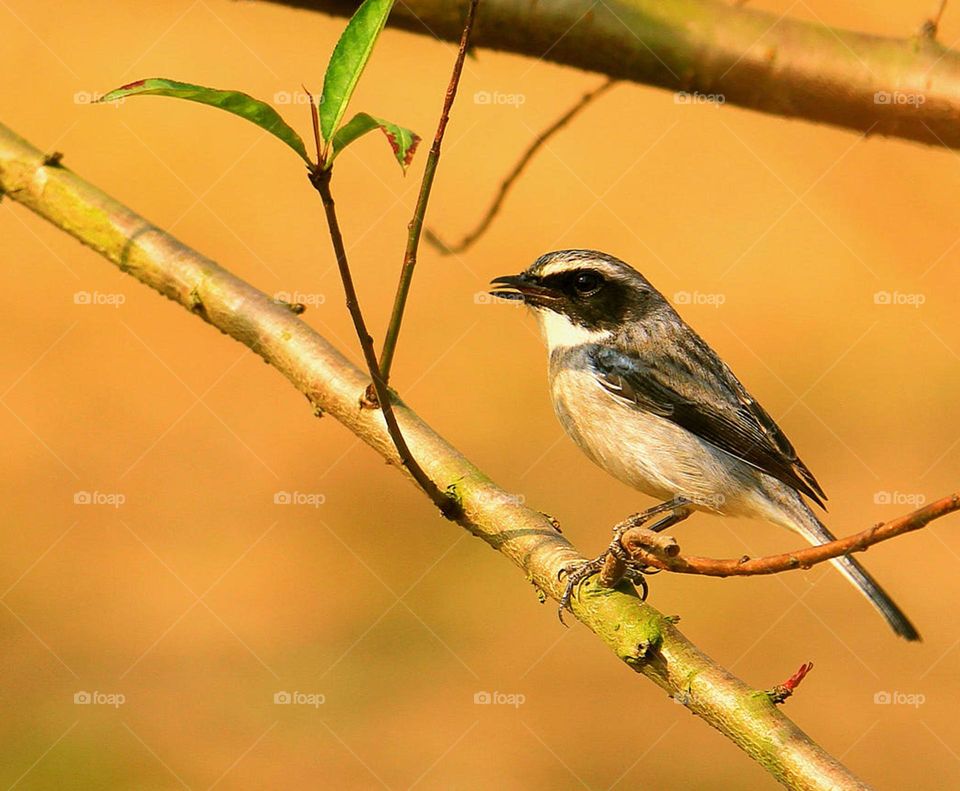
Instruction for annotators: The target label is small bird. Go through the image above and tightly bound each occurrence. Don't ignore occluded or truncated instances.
[491,249,919,641]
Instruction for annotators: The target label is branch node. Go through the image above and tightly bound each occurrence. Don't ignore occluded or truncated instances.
[274,297,306,315]
[360,383,379,409]
[624,526,681,558]
[42,151,64,167]
[766,662,814,705]
[188,285,205,316]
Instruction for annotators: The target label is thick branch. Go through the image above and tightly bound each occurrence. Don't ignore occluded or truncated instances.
[259,0,960,150]
[625,495,960,575]
[1,121,875,790]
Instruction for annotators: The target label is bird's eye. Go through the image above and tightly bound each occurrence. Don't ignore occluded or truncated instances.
[572,271,603,296]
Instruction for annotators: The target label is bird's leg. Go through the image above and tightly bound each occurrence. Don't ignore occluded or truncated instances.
[558,497,691,622]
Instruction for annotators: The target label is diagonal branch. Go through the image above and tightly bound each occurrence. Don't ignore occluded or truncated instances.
[260,0,960,150]
[7,119,949,789]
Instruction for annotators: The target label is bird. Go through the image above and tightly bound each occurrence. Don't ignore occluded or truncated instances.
[490,249,919,641]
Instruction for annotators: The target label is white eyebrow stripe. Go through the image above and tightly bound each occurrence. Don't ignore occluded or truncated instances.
[535,258,623,279]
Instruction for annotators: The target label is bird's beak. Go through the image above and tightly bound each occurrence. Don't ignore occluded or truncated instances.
[489,274,559,308]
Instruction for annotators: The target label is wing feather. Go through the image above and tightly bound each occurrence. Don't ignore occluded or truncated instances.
[591,337,827,508]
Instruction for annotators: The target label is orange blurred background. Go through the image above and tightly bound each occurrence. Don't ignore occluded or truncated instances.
[2,1,959,788]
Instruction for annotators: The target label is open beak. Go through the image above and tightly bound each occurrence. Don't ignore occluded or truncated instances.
[489,274,559,308]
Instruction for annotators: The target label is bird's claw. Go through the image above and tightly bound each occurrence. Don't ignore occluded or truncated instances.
[557,557,605,625]
[556,552,650,625]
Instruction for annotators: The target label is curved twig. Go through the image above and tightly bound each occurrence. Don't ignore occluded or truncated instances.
[623,495,960,575]
[424,77,617,255]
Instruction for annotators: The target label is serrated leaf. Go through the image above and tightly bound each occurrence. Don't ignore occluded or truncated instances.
[319,0,394,142]
[329,112,420,172]
[98,78,310,163]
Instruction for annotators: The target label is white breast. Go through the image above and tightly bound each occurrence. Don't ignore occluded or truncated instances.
[548,363,762,516]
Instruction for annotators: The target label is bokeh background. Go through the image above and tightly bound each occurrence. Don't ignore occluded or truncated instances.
[3,0,959,788]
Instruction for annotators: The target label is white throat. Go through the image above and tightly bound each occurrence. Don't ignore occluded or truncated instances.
[534,308,612,351]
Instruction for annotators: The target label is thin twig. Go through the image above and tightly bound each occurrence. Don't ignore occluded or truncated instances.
[309,167,457,517]
[425,77,617,255]
[377,0,481,384]
[623,494,960,575]
[922,1,949,38]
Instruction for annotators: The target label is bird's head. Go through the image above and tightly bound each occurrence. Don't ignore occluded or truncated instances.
[490,249,666,348]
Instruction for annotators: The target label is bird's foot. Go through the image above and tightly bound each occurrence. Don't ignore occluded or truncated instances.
[556,534,651,625]
[555,498,694,624]
[557,554,607,624]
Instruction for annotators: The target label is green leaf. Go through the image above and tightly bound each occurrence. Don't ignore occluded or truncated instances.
[320,0,395,143]
[329,112,420,172]
[97,78,310,164]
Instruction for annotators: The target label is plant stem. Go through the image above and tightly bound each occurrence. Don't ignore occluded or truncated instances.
[425,77,617,255]
[310,166,456,517]
[377,0,480,384]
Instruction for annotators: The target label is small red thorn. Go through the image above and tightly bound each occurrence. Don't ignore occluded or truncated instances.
[767,661,814,704]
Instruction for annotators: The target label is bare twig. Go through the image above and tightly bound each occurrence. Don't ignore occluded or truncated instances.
[922,1,949,38]
[623,494,960,575]
[425,77,616,255]
[377,0,481,384]
[308,166,457,517]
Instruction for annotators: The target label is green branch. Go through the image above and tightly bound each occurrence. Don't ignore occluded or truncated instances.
[1,120,872,790]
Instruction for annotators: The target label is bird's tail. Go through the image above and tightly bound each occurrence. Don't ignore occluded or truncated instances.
[782,499,920,641]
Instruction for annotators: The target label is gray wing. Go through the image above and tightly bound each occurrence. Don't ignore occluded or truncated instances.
[591,334,827,508]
